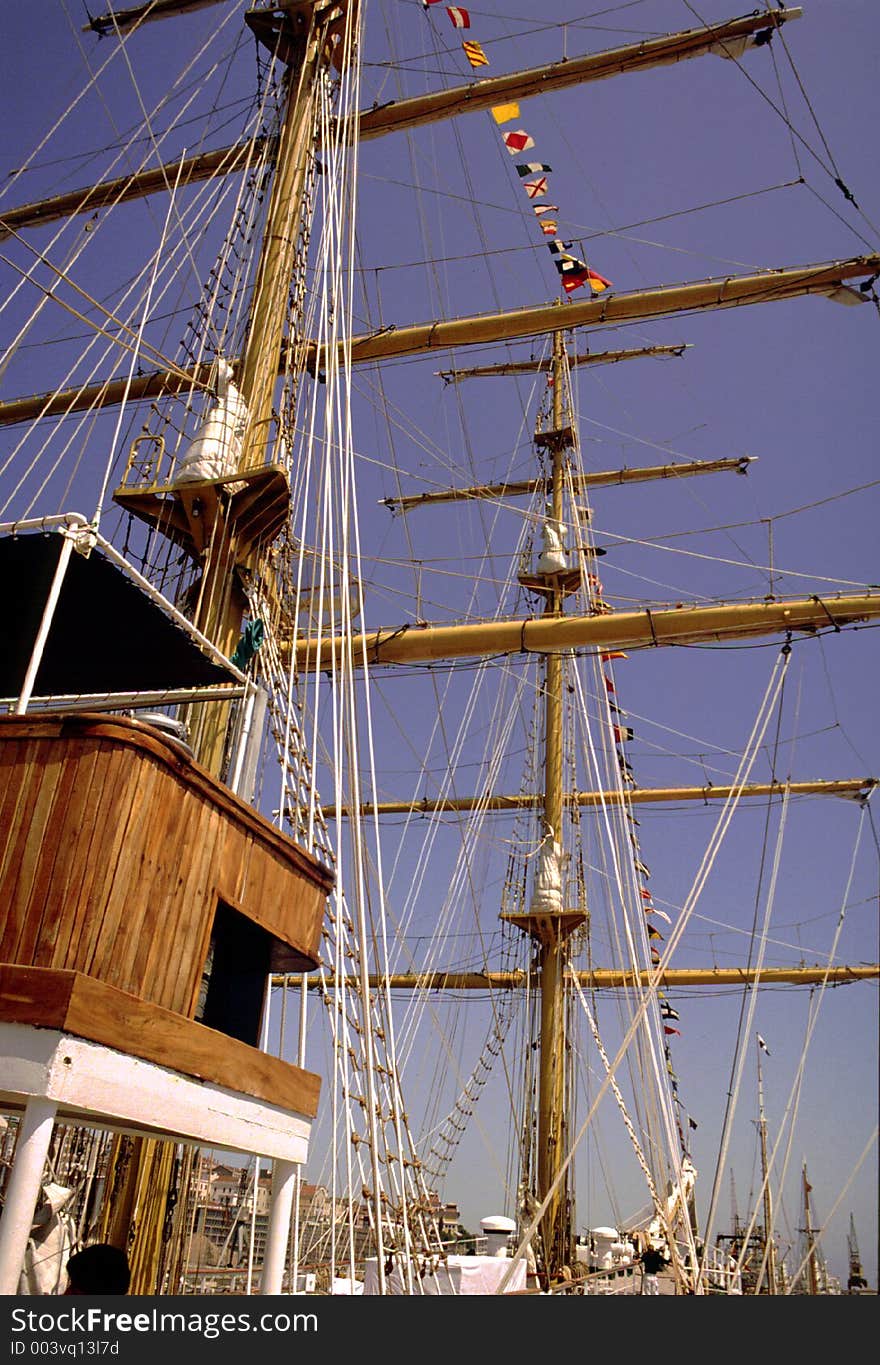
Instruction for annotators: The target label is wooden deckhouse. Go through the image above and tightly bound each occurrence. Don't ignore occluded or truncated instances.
[0,523,334,1294]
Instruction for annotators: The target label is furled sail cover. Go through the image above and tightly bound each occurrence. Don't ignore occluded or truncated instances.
[175,358,248,483]
[0,532,234,697]
[529,840,564,915]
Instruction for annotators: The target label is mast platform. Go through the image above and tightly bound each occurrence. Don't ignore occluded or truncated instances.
[535,425,574,453]
[501,908,587,942]
[113,463,290,560]
[517,567,583,598]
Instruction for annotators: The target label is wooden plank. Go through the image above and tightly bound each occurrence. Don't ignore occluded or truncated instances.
[143,791,200,1011]
[25,741,85,966]
[0,716,331,1007]
[0,740,31,951]
[74,746,144,981]
[0,739,41,959]
[0,965,321,1116]
[256,850,327,961]
[0,714,333,891]
[4,745,64,964]
[127,769,195,1009]
[67,717,329,872]
[217,796,253,902]
[216,830,326,960]
[0,962,76,1026]
[112,753,186,1000]
[147,785,222,1012]
[51,740,106,964]
[56,740,121,972]
[0,719,67,739]
[98,753,163,999]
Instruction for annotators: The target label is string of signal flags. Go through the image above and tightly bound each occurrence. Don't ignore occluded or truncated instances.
[422,2,613,296]
[423,3,698,1147]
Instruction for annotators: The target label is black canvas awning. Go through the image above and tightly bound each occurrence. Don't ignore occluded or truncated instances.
[1,532,235,697]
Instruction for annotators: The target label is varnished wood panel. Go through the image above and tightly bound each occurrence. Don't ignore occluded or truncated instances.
[100,752,164,994]
[0,713,333,1018]
[0,740,32,959]
[67,746,141,981]
[4,743,62,964]
[40,742,103,965]
[138,788,217,1009]
[0,965,321,1117]
[54,741,120,974]
[151,791,223,1011]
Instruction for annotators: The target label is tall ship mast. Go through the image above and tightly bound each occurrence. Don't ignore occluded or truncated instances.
[0,0,877,1297]
[755,1038,778,1293]
[797,1161,825,1295]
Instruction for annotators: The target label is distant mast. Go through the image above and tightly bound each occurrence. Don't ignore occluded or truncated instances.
[756,1040,778,1293]
[504,330,581,1280]
[801,1162,822,1295]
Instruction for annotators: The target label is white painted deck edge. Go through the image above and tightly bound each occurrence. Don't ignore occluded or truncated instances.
[0,1022,311,1161]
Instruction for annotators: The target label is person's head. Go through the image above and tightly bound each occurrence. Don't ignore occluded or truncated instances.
[64,1243,131,1295]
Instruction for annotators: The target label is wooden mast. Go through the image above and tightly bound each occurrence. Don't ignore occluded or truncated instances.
[534,330,573,1279]
[184,0,341,773]
[381,455,752,512]
[319,777,877,818]
[756,1043,778,1294]
[487,330,593,1280]
[801,1162,822,1294]
[293,592,880,670]
[100,0,349,1291]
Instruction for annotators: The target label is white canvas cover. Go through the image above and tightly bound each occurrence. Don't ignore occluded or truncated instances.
[536,513,567,574]
[17,1182,76,1296]
[330,1276,364,1294]
[530,841,563,915]
[363,1254,527,1295]
[176,359,249,483]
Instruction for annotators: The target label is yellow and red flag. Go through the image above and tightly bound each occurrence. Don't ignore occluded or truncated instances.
[462,39,488,68]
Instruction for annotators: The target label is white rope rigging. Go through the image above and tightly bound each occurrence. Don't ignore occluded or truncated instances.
[562,365,689,1220]
[93,157,185,519]
[0,107,278,522]
[728,804,873,1292]
[0,9,245,329]
[273,6,457,1293]
[498,643,794,1291]
[697,777,795,1284]
[783,1128,878,1295]
[98,5,243,328]
[570,661,685,1208]
[571,973,662,1212]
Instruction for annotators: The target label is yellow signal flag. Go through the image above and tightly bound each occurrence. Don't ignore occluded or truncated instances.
[491,102,520,124]
[462,39,489,68]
